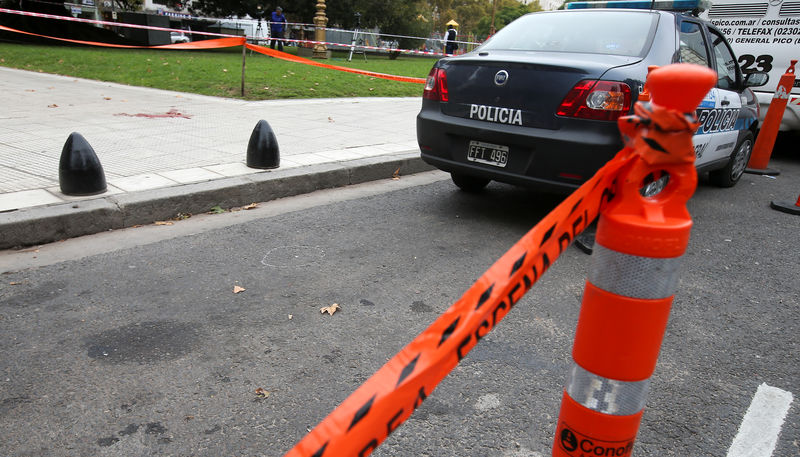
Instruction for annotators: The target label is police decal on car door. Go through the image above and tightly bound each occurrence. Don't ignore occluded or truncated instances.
[693,87,742,166]
[693,25,744,167]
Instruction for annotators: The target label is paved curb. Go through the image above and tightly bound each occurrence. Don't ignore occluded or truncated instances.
[0,152,433,250]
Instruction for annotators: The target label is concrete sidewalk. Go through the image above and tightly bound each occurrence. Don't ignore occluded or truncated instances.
[0,67,431,249]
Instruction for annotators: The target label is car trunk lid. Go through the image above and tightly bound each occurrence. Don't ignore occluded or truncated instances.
[440,52,642,129]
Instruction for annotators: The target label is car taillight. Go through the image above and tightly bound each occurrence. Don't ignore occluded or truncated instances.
[557,80,631,121]
[423,67,448,102]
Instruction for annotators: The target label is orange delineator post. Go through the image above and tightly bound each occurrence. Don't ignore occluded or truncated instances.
[636,65,659,101]
[746,60,798,176]
[552,64,717,457]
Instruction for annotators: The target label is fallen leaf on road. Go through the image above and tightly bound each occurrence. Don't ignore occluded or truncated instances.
[233,286,246,294]
[231,203,258,212]
[209,205,225,214]
[103,97,112,100]
[320,303,341,315]
[392,167,401,180]
[47,104,58,108]
[154,221,173,226]
[255,388,270,398]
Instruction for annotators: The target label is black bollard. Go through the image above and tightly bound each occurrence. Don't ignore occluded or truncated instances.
[246,120,280,169]
[59,132,107,196]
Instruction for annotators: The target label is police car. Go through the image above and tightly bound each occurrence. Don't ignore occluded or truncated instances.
[416,0,769,192]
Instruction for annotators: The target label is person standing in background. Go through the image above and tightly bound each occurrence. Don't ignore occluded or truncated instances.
[444,20,458,55]
[270,6,287,51]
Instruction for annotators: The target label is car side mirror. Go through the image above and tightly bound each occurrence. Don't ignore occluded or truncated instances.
[743,71,769,88]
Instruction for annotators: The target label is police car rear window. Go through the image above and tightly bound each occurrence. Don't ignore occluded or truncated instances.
[480,10,658,57]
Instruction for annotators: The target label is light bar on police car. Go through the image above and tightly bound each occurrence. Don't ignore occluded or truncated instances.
[566,0,710,11]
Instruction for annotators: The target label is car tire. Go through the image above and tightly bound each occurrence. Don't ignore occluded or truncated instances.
[451,173,490,192]
[709,131,753,188]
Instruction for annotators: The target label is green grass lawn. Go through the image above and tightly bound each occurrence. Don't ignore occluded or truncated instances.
[0,43,437,100]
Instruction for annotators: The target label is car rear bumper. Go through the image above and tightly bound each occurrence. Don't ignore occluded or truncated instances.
[416,107,624,193]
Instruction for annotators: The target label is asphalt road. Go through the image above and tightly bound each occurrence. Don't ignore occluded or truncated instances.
[0,147,798,457]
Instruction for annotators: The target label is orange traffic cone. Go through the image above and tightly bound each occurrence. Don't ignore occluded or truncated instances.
[746,60,797,176]
[771,192,800,215]
[552,64,717,457]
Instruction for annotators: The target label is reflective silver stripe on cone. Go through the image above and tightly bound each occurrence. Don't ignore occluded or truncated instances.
[588,244,682,299]
[566,363,650,416]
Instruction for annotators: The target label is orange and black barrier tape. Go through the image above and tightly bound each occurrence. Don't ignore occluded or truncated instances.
[284,150,626,457]
[245,43,425,84]
[284,64,718,457]
[0,23,245,49]
[0,22,425,84]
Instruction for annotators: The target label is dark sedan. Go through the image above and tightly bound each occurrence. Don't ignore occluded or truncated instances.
[417,3,768,192]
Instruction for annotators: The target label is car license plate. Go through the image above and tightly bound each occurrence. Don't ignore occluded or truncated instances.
[467,141,508,168]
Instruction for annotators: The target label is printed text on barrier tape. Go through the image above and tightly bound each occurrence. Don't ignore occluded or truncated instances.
[282,149,640,457]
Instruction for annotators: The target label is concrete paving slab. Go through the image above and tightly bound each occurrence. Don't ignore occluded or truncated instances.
[0,66,429,249]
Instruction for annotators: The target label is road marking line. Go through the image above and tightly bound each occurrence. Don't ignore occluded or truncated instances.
[727,383,794,457]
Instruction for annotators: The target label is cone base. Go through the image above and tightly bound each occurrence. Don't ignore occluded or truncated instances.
[574,231,594,255]
[553,392,642,457]
[770,200,800,215]
[745,167,780,176]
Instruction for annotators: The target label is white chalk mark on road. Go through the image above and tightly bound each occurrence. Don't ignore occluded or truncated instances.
[727,383,793,457]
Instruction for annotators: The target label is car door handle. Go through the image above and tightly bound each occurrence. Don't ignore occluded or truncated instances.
[721,99,731,106]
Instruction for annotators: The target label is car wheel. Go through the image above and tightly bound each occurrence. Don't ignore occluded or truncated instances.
[451,173,490,192]
[709,131,753,188]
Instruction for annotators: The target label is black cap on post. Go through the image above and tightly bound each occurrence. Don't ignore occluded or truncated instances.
[59,132,107,196]
[246,120,280,169]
